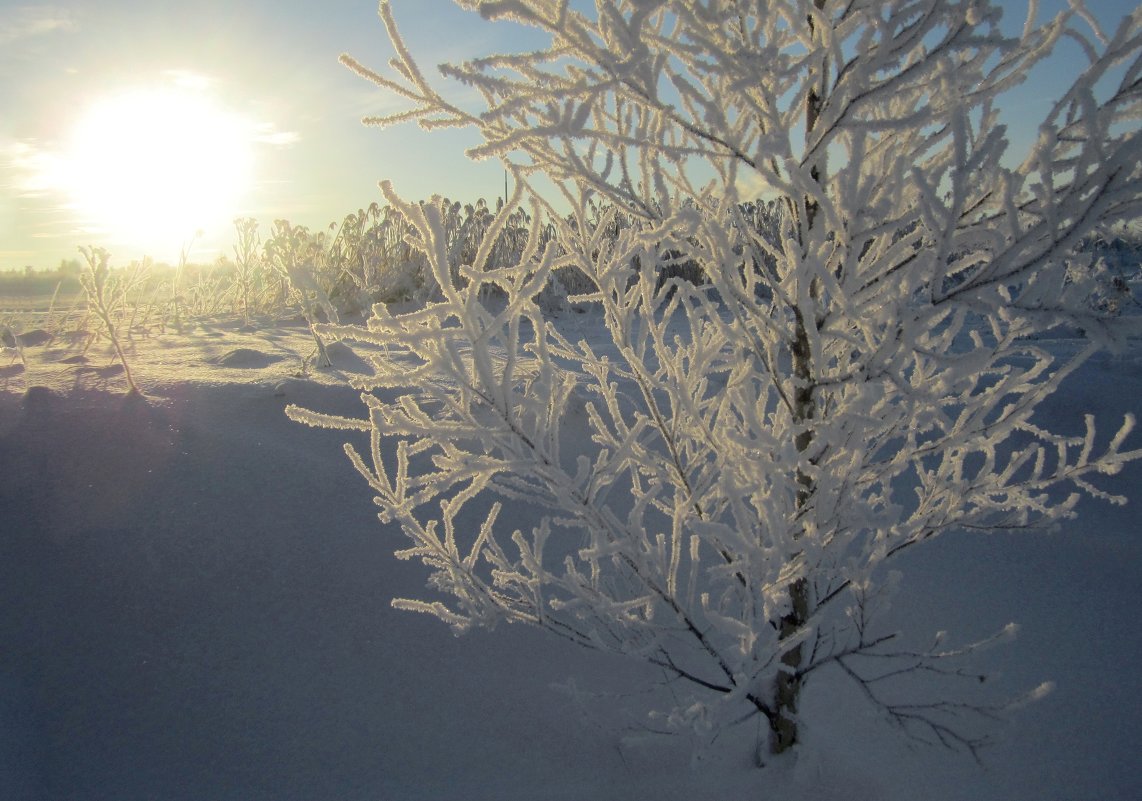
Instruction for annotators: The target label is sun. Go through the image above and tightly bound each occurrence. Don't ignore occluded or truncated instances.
[64,83,254,254]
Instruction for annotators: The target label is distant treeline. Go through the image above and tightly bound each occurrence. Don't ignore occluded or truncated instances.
[0,260,84,297]
[3,208,1137,307]
[0,258,204,299]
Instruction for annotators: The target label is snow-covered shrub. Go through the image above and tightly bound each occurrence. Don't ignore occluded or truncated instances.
[309,196,555,309]
[263,219,341,366]
[1074,234,1142,318]
[77,246,146,394]
[0,320,27,367]
[293,0,1142,760]
[230,216,279,324]
[329,201,432,307]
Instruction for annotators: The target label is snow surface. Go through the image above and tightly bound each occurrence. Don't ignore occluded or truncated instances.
[1,313,1140,800]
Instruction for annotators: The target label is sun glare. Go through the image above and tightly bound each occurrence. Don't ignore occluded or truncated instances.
[64,85,254,255]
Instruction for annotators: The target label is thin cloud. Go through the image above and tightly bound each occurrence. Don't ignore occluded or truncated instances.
[254,125,301,147]
[1,139,66,198]
[163,69,214,92]
[0,6,77,44]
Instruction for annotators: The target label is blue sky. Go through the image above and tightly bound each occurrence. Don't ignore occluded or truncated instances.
[0,0,1136,270]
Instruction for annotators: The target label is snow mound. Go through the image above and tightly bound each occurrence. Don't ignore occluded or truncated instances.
[207,348,284,369]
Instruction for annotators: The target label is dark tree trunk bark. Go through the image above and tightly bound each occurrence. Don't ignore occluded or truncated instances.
[769,0,827,757]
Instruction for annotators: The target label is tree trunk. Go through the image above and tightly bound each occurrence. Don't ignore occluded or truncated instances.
[770,0,827,756]
[770,312,816,755]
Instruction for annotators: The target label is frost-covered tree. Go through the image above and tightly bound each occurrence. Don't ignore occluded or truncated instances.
[293,0,1142,759]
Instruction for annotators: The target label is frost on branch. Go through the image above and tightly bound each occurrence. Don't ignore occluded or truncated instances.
[303,0,1142,760]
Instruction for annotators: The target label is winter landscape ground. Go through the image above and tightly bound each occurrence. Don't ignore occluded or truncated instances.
[0,304,1139,801]
[3,1,1141,798]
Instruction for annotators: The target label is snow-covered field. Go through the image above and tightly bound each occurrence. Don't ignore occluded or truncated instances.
[1,313,1140,800]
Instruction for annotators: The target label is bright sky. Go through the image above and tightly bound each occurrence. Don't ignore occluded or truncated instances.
[0,0,1136,271]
